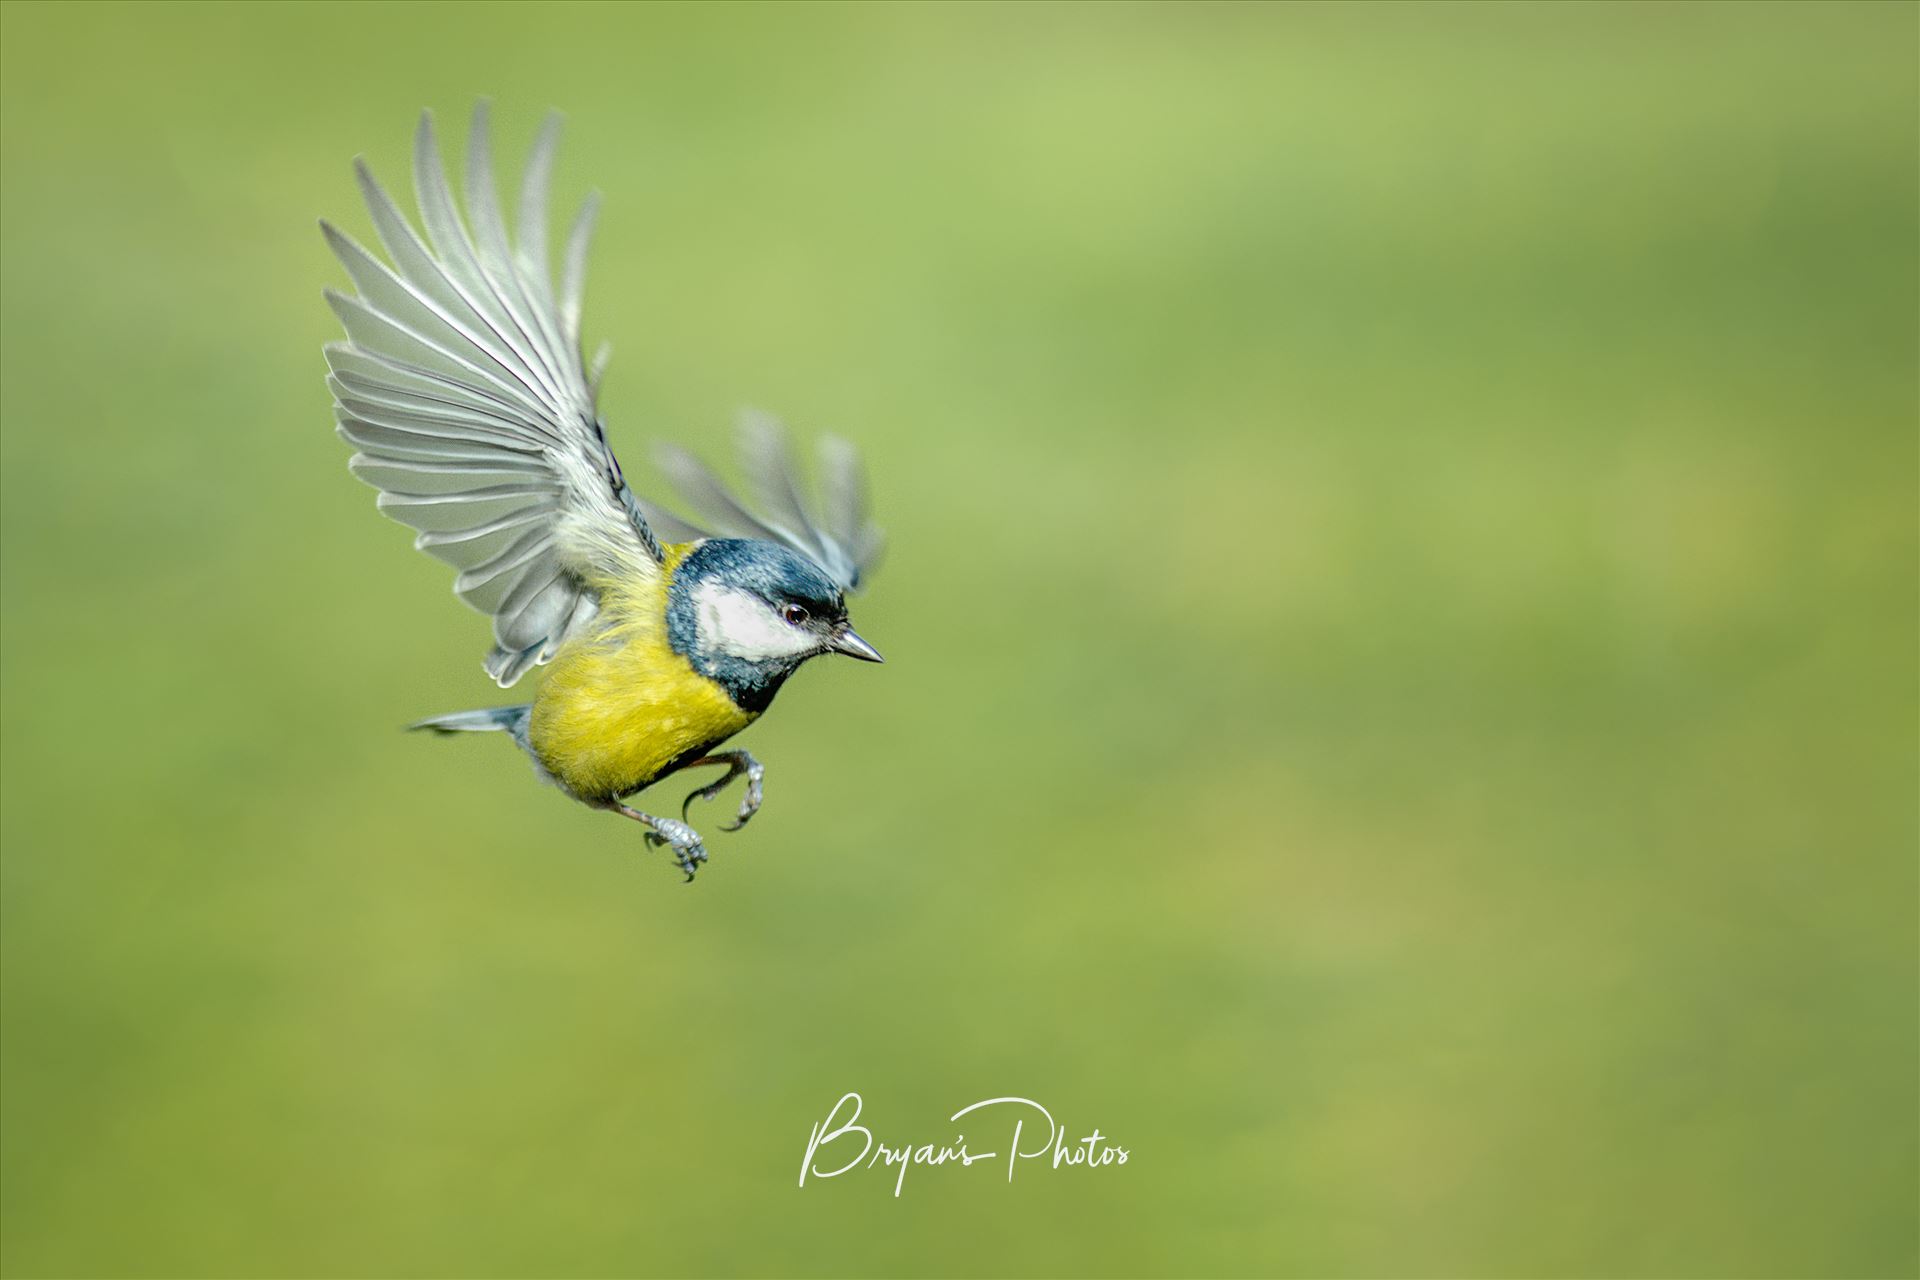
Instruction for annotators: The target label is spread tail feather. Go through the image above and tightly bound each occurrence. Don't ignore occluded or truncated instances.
[409,705,531,737]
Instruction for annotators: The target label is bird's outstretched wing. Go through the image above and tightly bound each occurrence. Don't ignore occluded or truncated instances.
[322,104,664,687]
[638,410,886,594]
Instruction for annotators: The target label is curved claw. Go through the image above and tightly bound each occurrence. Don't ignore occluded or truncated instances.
[680,770,731,823]
[679,752,765,832]
[719,769,764,831]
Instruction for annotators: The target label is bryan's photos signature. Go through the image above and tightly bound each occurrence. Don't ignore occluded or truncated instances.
[799,1092,1131,1197]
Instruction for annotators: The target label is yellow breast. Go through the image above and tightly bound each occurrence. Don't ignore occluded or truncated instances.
[527,547,755,802]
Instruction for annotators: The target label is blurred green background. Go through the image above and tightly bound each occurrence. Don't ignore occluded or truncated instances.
[2,2,1914,1276]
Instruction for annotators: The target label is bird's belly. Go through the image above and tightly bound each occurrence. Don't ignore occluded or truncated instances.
[528,630,754,803]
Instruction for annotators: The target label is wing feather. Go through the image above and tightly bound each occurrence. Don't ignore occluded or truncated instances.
[322,224,558,426]
[377,485,555,534]
[326,342,546,429]
[351,164,560,425]
[516,116,561,299]
[737,410,836,568]
[561,193,600,344]
[652,443,795,547]
[331,392,543,452]
[465,105,575,395]
[414,507,550,549]
[336,420,535,465]
[323,105,662,686]
[648,411,884,593]
[413,116,571,413]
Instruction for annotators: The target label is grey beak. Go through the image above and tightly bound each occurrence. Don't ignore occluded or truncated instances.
[829,627,885,663]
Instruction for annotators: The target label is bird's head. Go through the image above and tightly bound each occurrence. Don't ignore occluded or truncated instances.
[666,538,883,712]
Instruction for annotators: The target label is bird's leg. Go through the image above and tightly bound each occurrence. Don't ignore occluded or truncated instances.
[604,800,708,882]
[679,750,765,831]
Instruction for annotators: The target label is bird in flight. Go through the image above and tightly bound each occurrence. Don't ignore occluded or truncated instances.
[320,104,885,881]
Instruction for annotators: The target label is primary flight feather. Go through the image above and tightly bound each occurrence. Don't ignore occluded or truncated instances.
[322,103,885,879]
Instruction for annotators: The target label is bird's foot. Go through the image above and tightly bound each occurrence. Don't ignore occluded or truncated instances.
[680,750,765,832]
[643,816,708,881]
[611,803,709,881]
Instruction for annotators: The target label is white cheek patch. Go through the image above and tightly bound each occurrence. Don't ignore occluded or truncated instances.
[692,581,818,662]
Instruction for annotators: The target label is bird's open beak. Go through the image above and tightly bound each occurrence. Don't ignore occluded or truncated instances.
[829,627,885,663]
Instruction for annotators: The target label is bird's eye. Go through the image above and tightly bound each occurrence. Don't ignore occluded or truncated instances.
[781,603,809,627]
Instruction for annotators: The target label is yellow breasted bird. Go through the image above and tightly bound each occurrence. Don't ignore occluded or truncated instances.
[321,105,885,880]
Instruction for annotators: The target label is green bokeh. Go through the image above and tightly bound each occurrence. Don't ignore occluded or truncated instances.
[2,2,1914,1276]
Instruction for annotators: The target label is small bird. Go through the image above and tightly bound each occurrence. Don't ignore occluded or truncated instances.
[321,105,885,880]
